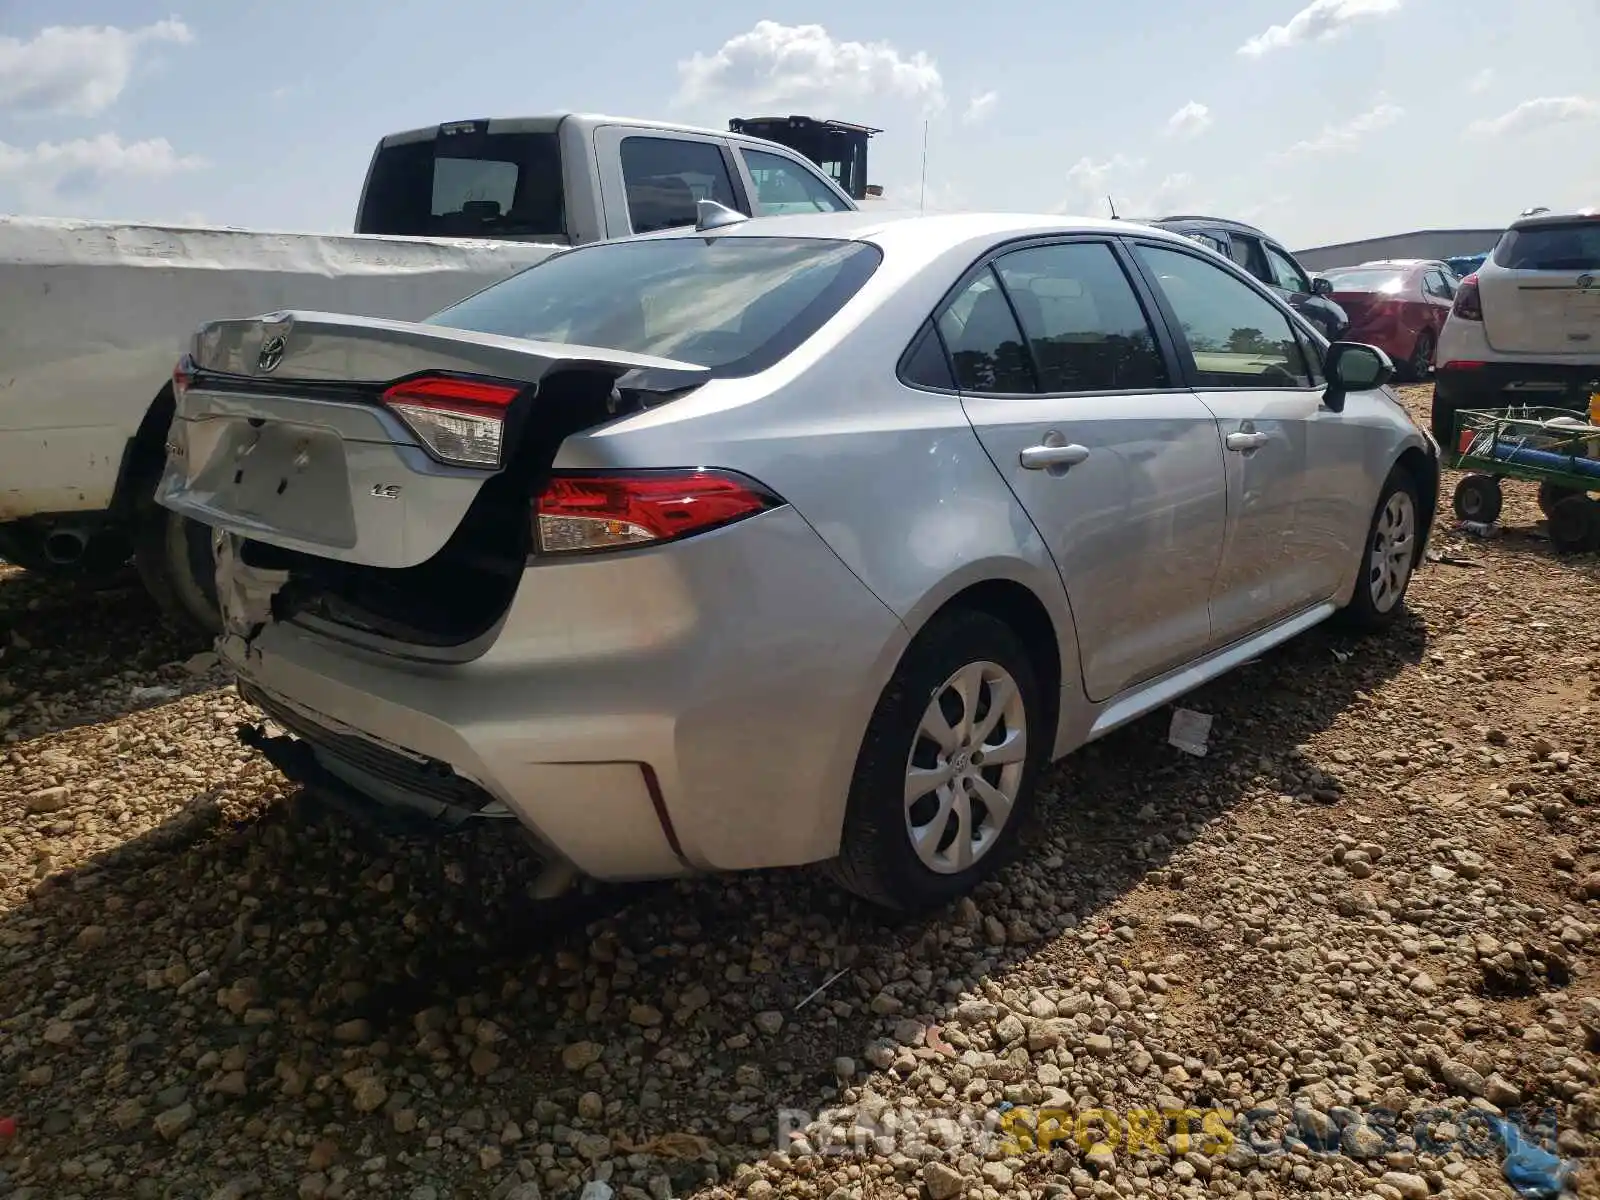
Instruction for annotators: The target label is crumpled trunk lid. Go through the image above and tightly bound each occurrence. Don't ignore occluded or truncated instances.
[157,309,706,571]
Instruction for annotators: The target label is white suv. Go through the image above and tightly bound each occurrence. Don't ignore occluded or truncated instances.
[1430,209,1600,446]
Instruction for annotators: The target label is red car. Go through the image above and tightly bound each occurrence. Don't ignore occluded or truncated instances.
[1319,259,1460,381]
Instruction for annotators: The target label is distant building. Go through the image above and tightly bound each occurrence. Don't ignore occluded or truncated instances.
[1294,228,1504,272]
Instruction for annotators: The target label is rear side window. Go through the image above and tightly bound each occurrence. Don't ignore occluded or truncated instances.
[1182,232,1228,256]
[1227,235,1270,282]
[619,137,740,234]
[742,149,851,215]
[900,321,956,390]
[357,130,565,238]
[992,242,1167,392]
[427,236,880,378]
[1493,220,1600,271]
[936,269,1035,393]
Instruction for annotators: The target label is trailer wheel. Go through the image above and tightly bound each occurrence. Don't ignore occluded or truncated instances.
[1537,480,1587,518]
[1452,474,1503,524]
[1547,495,1600,554]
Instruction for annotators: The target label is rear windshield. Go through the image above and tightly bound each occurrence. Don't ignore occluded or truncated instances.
[1493,220,1600,271]
[427,236,882,377]
[1322,268,1405,293]
[356,130,565,239]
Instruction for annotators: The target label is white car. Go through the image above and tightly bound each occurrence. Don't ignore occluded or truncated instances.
[1431,209,1600,457]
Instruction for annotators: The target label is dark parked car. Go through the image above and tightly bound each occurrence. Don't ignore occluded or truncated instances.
[1151,215,1349,341]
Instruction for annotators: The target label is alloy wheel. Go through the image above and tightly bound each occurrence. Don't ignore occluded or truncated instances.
[903,660,1028,875]
[1369,489,1416,613]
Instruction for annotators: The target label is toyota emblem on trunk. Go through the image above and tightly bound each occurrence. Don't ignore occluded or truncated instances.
[257,335,287,373]
[1579,274,1596,290]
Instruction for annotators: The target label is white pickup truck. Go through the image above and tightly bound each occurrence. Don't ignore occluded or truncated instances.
[0,112,858,631]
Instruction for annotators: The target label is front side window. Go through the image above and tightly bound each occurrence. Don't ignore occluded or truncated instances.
[618,137,740,234]
[1265,244,1311,294]
[428,236,880,378]
[991,242,1168,393]
[1134,243,1314,389]
[741,149,851,215]
[935,268,1035,394]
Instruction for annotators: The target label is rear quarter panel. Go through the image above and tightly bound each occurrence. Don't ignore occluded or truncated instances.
[547,233,1087,756]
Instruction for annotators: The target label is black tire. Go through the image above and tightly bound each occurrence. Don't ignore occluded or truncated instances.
[1547,495,1600,554]
[1340,466,1422,634]
[828,609,1046,914]
[1404,331,1434,383]
[1452,474,1503,524]
[132,495,222,636]
[1538,480,1587,518]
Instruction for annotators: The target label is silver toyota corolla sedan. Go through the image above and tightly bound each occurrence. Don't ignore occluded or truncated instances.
[158,207,1439,913]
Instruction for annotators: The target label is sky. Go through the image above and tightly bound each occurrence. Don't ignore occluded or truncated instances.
[0,0,1595,252]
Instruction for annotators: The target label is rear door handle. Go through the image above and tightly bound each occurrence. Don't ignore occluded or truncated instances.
[1019,443,1090,470]
[1225,431,1269,452]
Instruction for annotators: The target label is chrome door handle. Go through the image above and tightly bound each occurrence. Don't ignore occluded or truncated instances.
[1019,443,1090,470]
[1225,431,1269,452]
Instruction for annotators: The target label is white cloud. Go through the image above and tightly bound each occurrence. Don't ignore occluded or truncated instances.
[0,18,194,117]
[0,133,205,197]
[1053,156,1209,220]
[1056,154,1145,216]
[962,90,999,126]
[1237,0,1401,57]
[1466,96,1600,138]
[1165,101,1213,138]
[1468,68,1495,94]
[1283,101,1404,155]
[677,21,944,112]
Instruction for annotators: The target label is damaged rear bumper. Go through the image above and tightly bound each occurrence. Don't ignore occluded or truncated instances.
[218,504,908,883]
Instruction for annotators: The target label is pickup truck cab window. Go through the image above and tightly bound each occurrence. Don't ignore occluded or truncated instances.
[357,129,566,239]
[740,148,852,214]
[619,136,740,234]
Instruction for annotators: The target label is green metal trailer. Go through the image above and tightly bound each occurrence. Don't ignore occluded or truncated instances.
[1447,404,1600,551]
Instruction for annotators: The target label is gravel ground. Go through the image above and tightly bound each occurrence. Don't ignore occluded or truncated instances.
[3,384,1600,1200]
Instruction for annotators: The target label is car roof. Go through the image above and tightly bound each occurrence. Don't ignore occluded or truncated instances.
[633,208,1199,251]
[376,112,824,150]
[1151,215,1272,239]
[1507,207,1600,230]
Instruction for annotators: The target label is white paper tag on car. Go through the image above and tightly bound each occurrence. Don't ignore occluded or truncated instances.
[1168,708,1213,757]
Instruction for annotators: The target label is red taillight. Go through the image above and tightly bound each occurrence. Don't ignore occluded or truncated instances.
[533,470,782,555]
[1451,274,1483,321]
[172,354,194,399]
[381,374,523,468]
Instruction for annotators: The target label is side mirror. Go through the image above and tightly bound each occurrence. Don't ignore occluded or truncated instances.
[1322,342,1393,412]
[1311,276,1335,297]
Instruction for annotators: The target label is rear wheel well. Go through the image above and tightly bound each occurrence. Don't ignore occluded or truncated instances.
[1395,446,1437,562]
[112,384,177,517]
[920,579,1062,744]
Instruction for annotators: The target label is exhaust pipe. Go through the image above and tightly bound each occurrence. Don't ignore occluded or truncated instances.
[42,529,89,566]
